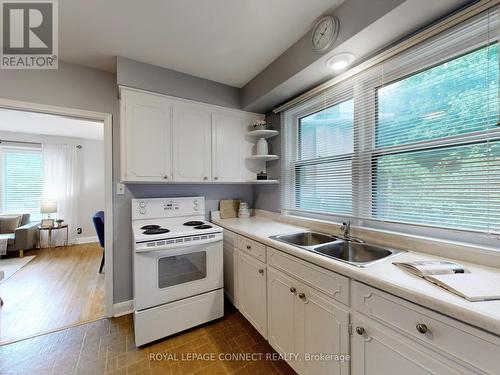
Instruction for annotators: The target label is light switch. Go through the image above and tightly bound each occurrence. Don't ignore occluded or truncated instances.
[116,183,125,195]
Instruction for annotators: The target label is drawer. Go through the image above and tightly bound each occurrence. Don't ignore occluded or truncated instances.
[237,235,266,262]
[353,281,500,374]
[267,246,350,306]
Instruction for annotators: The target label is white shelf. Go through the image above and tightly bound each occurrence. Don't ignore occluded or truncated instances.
[247,129,279,139]
[247,179,279,184]
[246,155,279,162]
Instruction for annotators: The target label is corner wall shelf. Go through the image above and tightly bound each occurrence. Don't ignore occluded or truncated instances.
[247,129,279,139]
[246,155,279,162]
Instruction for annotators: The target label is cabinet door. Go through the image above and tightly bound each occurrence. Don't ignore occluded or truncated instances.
[296,285,350,375]
[212,113,243,182]
[351,315,465,375]
[237,250,267,338]
[267,268,301,373]
[122,91,171,181]
[223,232,237,307]
[172,104,212,181]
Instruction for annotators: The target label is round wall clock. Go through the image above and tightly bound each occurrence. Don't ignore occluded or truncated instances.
[311,15,340,53]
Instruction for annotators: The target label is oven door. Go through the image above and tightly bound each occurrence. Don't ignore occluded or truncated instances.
[133,239,223,311]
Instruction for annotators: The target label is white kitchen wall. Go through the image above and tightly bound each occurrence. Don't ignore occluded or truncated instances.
[0,130,105,242]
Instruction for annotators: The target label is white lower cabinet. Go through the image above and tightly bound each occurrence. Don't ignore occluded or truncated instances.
[267,267,350,375]
[351,315,465,375]
[237,249,267,338]
[223,230,238,306]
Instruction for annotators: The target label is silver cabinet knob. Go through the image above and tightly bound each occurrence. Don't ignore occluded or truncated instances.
[163,175,168,180]
[203,176,208,180]
[298,292,306,299]
[416,323,428,334]
[290,287,297,294]
[214,176,218,180]
[258,268,264,274]
[356,327,365,335]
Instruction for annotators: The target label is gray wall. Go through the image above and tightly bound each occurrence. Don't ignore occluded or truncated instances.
[253,113,281,213]
[0,59,249,304]
[117,57,241,109]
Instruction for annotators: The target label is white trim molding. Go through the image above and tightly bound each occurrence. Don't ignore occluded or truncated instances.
[74,236,99,244]
[113,300,134,317]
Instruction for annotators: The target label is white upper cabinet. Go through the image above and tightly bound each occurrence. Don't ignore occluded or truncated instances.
[120,87,264,183]
[212,113,243,182]
[172,104,212,182]
[121,90,172,182]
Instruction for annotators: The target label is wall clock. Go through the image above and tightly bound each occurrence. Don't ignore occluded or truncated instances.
[311,15,340,53]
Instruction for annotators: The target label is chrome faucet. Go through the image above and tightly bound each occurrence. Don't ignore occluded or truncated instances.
[341,221,351,239]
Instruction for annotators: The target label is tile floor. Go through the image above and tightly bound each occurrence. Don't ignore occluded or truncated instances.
[0,303,295,375]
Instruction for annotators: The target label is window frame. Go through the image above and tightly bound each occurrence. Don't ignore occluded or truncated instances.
[281,11,500,247]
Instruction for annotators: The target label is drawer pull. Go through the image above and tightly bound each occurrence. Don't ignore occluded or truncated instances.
[298,292,306,300]
[356,327,365,335]
[416,323,429,334]
[258,268,264,275]
[246,245,252,250]
[290,287,297,294]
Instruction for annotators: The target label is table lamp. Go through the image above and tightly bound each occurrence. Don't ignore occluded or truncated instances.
[41,200,58,219]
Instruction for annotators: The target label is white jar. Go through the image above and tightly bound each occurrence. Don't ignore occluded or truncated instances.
[256,137,268,155]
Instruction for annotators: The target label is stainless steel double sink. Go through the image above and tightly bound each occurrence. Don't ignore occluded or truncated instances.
[269,231,405,267]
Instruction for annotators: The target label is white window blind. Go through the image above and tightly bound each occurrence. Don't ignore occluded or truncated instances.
[282,7,500,239]
[0,146,43,221]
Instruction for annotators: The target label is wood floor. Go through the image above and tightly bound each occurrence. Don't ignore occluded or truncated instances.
[0,303,296,375]
[0,243,105,344]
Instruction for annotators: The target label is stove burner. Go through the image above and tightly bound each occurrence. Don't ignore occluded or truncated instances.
[194,225,212,230]
[141,225,160,230]
[183,221,205,226]
[143,228,170,235]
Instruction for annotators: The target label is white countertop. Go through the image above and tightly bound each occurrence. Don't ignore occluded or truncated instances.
[212,214,500,336]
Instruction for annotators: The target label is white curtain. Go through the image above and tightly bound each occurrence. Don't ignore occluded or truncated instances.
[42,144,78,247]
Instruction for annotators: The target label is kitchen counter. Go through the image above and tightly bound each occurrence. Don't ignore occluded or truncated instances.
[212,213,500,336]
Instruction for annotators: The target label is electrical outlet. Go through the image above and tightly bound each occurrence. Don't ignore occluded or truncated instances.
[116,183,125,195]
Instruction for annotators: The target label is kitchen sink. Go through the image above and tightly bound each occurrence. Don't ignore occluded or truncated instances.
[270,231,404,267]
[271,231,338,247]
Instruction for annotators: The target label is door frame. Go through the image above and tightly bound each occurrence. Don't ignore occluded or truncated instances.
[0,97,114,318]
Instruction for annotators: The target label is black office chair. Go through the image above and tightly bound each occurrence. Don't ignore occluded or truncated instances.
[92,211,105,273]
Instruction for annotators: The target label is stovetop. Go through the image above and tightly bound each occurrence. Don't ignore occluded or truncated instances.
[132,217,222,243]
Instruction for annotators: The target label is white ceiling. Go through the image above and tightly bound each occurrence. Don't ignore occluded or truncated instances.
[59,0,343,87]
[0,109,103,140]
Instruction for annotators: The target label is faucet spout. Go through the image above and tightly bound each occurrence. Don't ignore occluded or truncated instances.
[341,221,351,239]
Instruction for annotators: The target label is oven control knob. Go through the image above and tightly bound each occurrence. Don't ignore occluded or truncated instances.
[139,208,146,215]
[139,201,146,208]
[194,200,199,205]
[194,206,199,211]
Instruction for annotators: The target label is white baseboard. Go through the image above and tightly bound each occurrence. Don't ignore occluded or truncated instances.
[74,236,99,245]
[113,300,134,317]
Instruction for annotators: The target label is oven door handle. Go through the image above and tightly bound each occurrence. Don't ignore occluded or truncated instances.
[135,241,220,257]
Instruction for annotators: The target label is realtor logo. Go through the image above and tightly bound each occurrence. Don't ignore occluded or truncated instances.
[1,0,58,69]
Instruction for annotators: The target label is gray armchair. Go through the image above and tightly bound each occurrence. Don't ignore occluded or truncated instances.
[0,214,39,257]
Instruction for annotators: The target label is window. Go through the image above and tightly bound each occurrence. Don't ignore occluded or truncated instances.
[373,44,500,233]
[1,147,43,221]
[282,8,500,241]
[295,99,354,215]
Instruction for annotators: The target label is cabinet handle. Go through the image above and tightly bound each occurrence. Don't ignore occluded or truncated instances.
[246,245,251,250]
[214,176,218,180]
[163,175,168,180]
[290,287,297,294]
[356,327,365,335]
[416,323,428,334]
[298,292,306,300]
[203,176,208,180]
[258,268,264,275]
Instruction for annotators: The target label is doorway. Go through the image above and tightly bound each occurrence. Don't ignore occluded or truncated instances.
[0,99,113,344]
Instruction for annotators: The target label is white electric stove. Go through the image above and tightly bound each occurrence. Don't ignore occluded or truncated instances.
[132,197,224,346]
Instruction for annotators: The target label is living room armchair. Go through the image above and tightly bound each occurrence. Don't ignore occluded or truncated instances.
[0,214,39,257]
